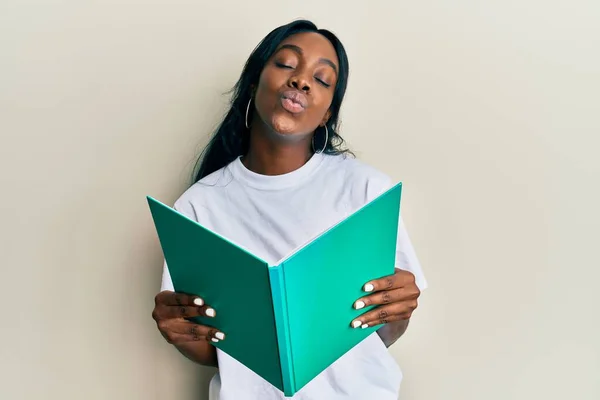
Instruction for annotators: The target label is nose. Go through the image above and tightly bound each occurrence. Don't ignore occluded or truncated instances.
[289,74,310,93]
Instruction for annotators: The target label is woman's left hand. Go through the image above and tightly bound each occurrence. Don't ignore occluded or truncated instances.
[351,268,421,329]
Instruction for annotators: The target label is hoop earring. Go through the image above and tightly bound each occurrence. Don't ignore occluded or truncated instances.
[245,98,252,129]
[312,124,329,154]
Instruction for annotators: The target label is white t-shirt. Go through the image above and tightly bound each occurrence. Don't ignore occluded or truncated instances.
[160,152,427,400]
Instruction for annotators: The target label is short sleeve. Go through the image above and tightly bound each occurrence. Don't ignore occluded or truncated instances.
[396,216,428,291]
[158,199,196,293]
[365,172,428,291]
[160,261,174,292]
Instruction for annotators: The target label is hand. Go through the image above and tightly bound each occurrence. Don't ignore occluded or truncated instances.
[152,291,225,344]
[350,268,420,329]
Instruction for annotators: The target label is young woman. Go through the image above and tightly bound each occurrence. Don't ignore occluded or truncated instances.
[152,20,427,400]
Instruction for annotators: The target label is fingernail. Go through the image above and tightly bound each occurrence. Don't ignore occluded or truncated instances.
[215,332,225,340]
[361,324,369,329]
[194,298,204,306]
[211,338,219,343]
[352,320,362,328]
[363,283,374,292]
[354,300,365,310]
[206,308,216,317]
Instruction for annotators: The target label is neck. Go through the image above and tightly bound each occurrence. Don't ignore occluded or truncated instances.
[243,121,314,176]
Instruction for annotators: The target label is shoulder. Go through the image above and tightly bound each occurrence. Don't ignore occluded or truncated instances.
[322,153,394,201]
[173,163,235,219]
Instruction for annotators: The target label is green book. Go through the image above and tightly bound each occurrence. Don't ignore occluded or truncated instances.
[147,182,402,396]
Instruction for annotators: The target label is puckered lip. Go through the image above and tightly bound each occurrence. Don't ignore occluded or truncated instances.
[281,89,308,108]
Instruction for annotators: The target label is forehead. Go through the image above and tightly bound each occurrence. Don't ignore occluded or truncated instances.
[277,32,339,66]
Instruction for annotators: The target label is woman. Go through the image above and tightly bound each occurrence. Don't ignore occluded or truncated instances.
[152,20,427,399]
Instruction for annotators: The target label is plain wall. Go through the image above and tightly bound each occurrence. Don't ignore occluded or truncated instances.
[1,1,599,399]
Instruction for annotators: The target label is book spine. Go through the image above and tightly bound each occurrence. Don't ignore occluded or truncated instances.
[268,264,295,396]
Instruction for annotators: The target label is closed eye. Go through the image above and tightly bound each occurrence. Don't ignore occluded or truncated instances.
[275,62,294,69]
[315,77,331,88]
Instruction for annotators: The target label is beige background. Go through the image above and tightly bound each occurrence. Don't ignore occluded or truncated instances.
[1,1,599,399]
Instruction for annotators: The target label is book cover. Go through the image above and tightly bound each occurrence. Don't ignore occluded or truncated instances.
[147,182,402,396]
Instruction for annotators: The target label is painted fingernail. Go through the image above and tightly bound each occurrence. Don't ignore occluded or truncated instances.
[215,332,225,340]
[354,300,365,310]
[352,320,362,328]
[361,323,369,329]
[363,283,374,292]
[193,298,204,306]
[211,338,219,343]
[206,308,216,317]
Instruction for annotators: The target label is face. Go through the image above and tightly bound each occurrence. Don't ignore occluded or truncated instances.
[253,32,339,138]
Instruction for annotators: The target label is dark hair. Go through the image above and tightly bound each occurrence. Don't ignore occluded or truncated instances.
[192,20,352,183]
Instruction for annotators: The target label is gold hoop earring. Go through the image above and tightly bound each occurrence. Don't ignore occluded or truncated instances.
[312,125,329,153]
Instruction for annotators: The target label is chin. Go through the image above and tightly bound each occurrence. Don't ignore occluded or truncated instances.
[270,115,299,136]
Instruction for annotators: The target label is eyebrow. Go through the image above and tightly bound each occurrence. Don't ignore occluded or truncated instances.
[276,44,338,75]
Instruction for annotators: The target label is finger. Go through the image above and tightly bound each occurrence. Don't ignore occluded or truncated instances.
[160,320,226,343]
[153,304,217,320]
[162,329,225,344]
[352,288,405,309]
[160,322,208,343]
[353,285,420,309]
[155,290,205,307]
[162,331,202,345]
[362,268,415,293]
[351,313,409,329]
[350,302,416,328]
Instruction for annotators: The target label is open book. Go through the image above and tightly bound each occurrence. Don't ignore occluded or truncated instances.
[147,182,402,396]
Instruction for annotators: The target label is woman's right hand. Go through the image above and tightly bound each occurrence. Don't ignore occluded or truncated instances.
[152,291,226,344]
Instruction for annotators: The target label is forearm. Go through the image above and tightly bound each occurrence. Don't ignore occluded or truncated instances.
[377,319,410,348]
[174,341,218,367]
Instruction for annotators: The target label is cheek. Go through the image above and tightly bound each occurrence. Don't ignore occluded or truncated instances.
[257,67,285,96]
[253,88,296,134]
[308,94,333,123]
[254,70,281,113]
[254,86,279,122]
